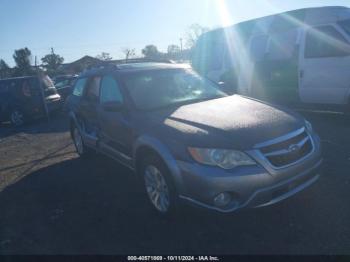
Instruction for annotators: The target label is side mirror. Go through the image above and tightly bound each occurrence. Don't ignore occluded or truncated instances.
[102,101,124,112]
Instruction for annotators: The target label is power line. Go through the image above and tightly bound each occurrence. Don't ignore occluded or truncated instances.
[0,40,175,54]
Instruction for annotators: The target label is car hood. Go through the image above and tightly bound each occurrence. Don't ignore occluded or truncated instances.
[145,95,304,150]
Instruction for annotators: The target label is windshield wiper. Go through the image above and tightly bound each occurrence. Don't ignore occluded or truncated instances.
[140,95,225,111]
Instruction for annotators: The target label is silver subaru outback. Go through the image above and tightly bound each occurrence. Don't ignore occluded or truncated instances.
[69,63,322,215]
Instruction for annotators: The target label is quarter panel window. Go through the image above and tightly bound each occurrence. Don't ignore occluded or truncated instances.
[100,76,123,104]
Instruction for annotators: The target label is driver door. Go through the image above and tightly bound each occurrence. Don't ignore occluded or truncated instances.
[98,75,133,166]
[77,76,101,147]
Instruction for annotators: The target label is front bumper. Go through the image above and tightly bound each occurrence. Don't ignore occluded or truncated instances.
[176,134,322,213]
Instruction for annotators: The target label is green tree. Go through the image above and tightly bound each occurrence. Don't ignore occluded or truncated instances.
[41,48,64,76]
[13,47,34,76]
[96,52,113,61]
[142,45,160,59]
[0,59,11,79]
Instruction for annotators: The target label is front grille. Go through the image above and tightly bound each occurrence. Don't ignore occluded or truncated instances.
[258,129,313,168]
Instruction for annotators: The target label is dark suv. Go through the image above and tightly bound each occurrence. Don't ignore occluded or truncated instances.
[68,63,322,215]
[0,75,62,126]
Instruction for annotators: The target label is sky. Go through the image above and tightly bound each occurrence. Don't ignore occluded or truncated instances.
[1,0,350,66]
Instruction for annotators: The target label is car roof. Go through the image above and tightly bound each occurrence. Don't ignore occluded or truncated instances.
[0,76,38,82]
[79,62,191,78]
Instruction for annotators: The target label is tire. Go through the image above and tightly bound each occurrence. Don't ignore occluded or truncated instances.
[71,124,94,158]
[9,108,25,127]
[140,154,178,216]
[343,98,350,119]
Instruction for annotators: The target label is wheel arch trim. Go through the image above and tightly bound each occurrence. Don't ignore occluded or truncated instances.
[133,135,185,194]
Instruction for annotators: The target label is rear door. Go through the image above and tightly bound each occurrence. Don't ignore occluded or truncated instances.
[98,75,133,166]
[76,76,101,147]
[299,25,350,105]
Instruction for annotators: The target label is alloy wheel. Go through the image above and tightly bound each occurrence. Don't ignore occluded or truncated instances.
[144,165,170,213]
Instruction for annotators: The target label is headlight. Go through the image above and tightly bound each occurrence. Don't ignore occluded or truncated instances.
[188,148,256,169]
[305,120,313,133]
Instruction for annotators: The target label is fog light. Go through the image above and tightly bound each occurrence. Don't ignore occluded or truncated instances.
[214,192,232,207]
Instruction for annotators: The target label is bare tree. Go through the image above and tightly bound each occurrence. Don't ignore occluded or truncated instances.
[185,24,209,49]
[96,52,113,61]
[122,48,136,61]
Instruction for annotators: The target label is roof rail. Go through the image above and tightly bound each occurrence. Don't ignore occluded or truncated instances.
[117,58,175,64]
[82,58,176,73]
[81,61,118,74]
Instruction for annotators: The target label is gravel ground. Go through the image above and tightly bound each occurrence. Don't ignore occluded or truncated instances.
[0,112,349,255]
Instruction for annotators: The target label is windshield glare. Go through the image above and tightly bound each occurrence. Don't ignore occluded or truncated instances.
[123,69,227,110]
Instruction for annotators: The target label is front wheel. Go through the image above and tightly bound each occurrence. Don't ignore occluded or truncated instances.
[141,155,178,216]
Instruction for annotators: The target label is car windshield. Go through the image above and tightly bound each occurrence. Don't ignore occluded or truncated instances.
[122,68,227,110]
[55,79,70,88]
[339,19,350,36]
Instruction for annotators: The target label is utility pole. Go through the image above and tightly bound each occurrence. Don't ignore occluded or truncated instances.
[179,38,183,60]
[36,54,50,123]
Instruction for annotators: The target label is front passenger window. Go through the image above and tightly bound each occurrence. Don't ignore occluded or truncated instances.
[100,76,123,104]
